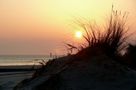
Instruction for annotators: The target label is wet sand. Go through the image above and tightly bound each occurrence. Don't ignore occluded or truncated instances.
[0,71,33,90]
[0,65,41,72]
[0,65,38,90]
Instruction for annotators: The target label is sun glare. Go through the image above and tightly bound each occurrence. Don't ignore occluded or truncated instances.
[75,31,83,38]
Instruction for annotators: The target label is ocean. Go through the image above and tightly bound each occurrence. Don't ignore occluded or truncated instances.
[0,55,52,90]
[0,55,52,66]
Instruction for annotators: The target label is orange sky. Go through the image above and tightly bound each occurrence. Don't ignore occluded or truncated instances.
[0,0,136,55]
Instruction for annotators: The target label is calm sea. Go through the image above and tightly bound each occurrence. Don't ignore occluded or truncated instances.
[0,55,52,66]
[0,55,53,89]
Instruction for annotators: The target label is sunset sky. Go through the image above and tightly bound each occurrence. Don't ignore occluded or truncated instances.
[0,0,136,55]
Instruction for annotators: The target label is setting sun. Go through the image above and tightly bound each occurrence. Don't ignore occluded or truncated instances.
[75,31,83,38]
[0,0,135,55]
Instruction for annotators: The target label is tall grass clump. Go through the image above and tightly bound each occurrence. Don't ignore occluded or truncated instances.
[67,9,128,58]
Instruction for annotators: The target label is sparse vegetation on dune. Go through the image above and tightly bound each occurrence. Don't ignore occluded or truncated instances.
[14,8,136,90]
[32,59,47,78]
[65,8,136,71]
[67,9,128,60]
[31,9,135,80]
[31,56,73,78]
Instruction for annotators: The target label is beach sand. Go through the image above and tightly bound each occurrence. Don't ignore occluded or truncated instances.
[0,71,33,90]
[0,65,39,90]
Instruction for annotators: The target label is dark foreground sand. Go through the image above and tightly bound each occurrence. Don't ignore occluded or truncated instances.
[15,55,136,90]
[0,65,41,72]
[0,65,41,90]
[0,70,34,90]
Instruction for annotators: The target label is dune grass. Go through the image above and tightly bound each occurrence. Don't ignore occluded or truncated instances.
[32,9,129,78]
[32,8,133,79]
[32,59,47,78]
[67,9,128,59]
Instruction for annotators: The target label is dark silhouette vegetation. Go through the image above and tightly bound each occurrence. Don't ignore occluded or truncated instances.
[66,9,136,70]
[14,8,136,90]
[32,9,136,79]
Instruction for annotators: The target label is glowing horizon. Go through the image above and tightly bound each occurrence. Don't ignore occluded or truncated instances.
[0,0,136,55]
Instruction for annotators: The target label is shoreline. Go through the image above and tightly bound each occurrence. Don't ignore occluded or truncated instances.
[0,65,41,72]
